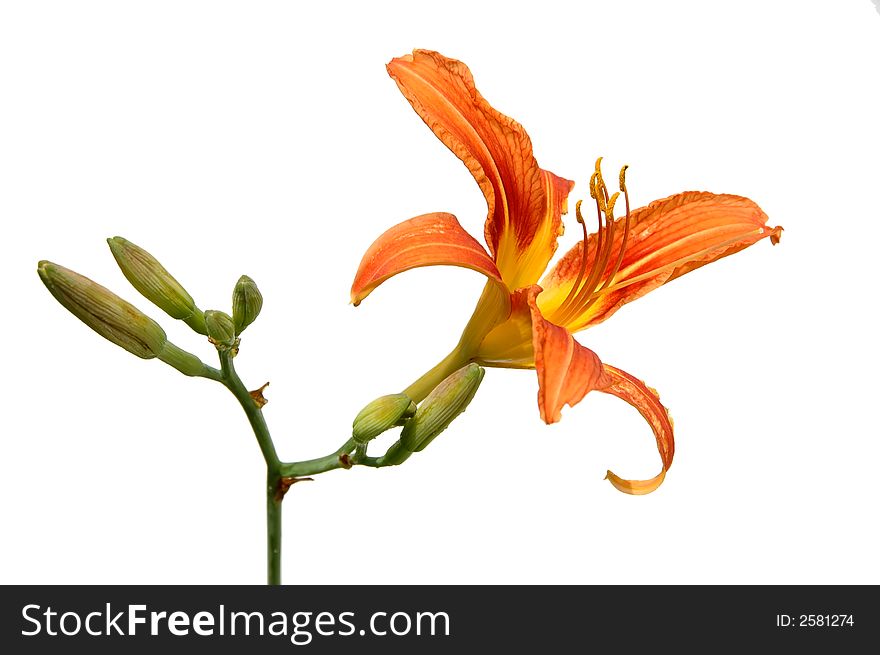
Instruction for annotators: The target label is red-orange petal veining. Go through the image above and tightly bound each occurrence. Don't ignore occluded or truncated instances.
[540,192,782,331]
[387,49,573,289]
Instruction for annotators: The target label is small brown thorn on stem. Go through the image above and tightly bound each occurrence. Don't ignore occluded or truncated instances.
[276,475,314,501]
[338,453,353,469]
[249,382,270,408]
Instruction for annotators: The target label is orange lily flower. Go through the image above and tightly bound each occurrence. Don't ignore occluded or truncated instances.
[351,50,781,494]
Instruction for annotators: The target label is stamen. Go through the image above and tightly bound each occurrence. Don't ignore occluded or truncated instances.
[553,160,635,327]
[581,174,607,298]
[555,165,609,321]
[584,165,632,308]
[556,190,601,313]
[559,200,591,308]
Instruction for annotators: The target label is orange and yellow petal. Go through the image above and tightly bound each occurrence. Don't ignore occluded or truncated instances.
[605,469,667,495]
[350,212,502,306]
[531,291,612,424]
[539,192,782,332]
[478,286,612,422]
[599,365,675,495]
[387,50,574,290]
[475,284,535,368]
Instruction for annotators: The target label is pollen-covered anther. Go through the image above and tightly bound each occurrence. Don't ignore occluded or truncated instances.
[592,157,611,205]
[604,191,620,222]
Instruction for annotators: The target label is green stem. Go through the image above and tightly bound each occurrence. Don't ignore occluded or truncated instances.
[278,438,357,477]
[198,365,225,383]
[212,340,446,584]
[266,472,282,586]
[354,454,397,468]
[220,352,280,471]
[218,350,282,585]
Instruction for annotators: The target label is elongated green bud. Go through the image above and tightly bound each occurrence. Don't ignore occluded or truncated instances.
[37,261,167,359]
[399,363,484,453]
[156,342,208,377]
[379,440,414,466]
[352,393,416,444]
[232,275,263,334]
[107,237,207,335]
[205,310,236,346]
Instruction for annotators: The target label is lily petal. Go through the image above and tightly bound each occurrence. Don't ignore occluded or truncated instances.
[539,192,782,332]
[480,286,612,423]
[599,365,675,495]
[533,299,612,423]
[387,50,574,289]
[351,212,502,306]
[605,469,667,495]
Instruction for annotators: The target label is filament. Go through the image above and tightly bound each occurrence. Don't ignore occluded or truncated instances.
[553,159,632,327]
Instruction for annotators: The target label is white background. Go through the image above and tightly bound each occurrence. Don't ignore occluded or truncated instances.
[2,1,878,584]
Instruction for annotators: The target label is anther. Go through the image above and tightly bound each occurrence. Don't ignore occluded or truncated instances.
[575,199,586,225]
[587,166,633,308]
[605,191,620,221]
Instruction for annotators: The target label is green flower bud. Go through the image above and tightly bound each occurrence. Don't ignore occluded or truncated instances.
[232,275,263,334]
[352,393,416,444]
[379,440,414,466]
[156,342,208,377]
[37,260,167,359]
[399,363,484,453]
[205,309,236,346]
[107,237,207,335]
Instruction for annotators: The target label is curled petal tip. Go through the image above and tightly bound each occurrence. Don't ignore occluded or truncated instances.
[598,365,674,495]
[349,286,365,307]
[605,468,667,495]
[769,226,784,245]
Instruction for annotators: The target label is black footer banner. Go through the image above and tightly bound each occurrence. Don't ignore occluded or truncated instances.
[2,585,875,652]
